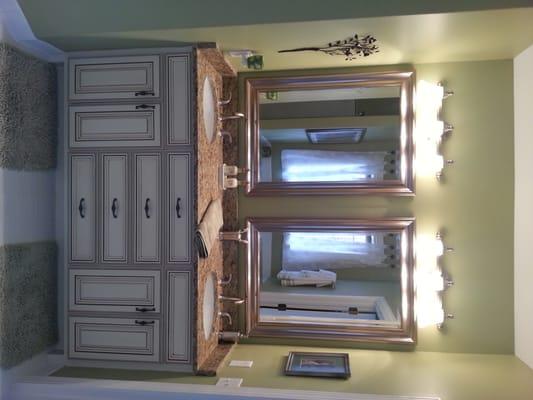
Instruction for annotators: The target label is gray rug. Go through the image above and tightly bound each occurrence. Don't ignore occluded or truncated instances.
[0,43,57,170]
[0,241,58,368]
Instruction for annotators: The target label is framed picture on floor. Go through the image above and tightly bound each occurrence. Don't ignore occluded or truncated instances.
[284,352,351,379]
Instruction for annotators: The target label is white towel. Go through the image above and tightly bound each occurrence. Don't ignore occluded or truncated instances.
[277,269,336,287]
[195,198,223,258]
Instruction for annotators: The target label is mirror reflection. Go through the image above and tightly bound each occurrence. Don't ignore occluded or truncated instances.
[258,229,403,328]
[258,86,401,184]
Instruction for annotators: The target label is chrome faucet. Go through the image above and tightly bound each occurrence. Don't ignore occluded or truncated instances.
[218,295,244,305]
[218,311,232,325]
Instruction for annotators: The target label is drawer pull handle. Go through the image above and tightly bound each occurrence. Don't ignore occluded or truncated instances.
[136,307,156,312]
[135,104,156,110]
[111,198,119,218]
[135,320,155,326]
[175,197,181,219]
[144,198,151,219]
[134,90,155,96]
[78,198,86,219]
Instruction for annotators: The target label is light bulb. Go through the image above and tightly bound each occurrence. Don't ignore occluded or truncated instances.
[432,237,445,257]
[417,290,445,327]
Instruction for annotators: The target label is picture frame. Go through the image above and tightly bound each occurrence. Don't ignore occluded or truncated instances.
[284,352,351,379]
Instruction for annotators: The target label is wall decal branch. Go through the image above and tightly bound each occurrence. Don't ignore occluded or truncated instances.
[279,34,379,60]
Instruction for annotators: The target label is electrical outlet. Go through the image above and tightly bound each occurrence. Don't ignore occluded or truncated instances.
[229,360,253,368]
[216,377,243,388]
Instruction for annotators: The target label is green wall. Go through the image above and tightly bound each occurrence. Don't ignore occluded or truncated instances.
[238,60,515,355]
[54,344,533,400]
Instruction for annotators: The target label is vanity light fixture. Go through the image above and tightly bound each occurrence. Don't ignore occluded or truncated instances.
[416,80,454,180]
[416,232,454,329]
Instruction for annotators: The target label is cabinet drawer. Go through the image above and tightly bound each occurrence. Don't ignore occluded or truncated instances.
[102,154,128,263]
[69,317,160,362]
[70,154,96,263]
[135,154,161,263]
[167,153,191,263]
[167,55,191,145]
[167,271,191,362]
[69,104,161,148]
[69,56,160,100]
[69,269,160,313]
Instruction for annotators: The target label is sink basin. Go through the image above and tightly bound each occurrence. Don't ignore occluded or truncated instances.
[202,77,217,144]
[203,273,216,340]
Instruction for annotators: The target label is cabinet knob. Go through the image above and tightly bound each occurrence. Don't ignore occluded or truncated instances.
[175,197,181,218]
[134,320,155,326]
[78,198,86,219]
[111,198,119,218]
[134,90,155,96]
[135,104,156,110]
[144,198,151,219]
[135,307,156,312]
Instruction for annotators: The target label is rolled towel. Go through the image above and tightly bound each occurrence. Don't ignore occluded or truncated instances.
[195,198,224,258]
[277,269,336,287]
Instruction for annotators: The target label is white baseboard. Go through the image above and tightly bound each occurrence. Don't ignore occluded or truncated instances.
[12,376,440,400]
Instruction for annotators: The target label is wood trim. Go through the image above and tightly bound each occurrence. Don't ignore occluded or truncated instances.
[244,70,416,196]
[245,217,417,345]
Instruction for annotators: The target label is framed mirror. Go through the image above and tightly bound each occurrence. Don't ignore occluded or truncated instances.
[244,69,415,196]
[245,218,416,344]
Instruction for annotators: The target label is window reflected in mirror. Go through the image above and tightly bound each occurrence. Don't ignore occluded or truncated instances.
[245,70,415,195]
[258,230,402,328]
[246,218,416,344]
[258,86,401,184]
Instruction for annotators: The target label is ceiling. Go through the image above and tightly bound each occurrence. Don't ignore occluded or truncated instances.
[15,1,533,70]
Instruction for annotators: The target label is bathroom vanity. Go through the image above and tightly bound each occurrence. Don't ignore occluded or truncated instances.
[63,46,238,373]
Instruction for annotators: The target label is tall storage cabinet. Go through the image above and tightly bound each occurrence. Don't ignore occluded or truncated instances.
[65,48,195,371]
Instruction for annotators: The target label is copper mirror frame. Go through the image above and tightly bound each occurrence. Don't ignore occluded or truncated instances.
[244,69,415,196]
[245,218,417,345]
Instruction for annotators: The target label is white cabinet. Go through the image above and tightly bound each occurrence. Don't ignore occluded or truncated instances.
[167,55,191,145]
[167,271,191,362]
[69,269,160,313]
[69,104,161,148]
[65,49,193,370]
[167,153,191,263]
[69,317,160,362]
[135,154,161,263]
[102,154,128,263]
[69,56,160,100]
[70,154,96,263]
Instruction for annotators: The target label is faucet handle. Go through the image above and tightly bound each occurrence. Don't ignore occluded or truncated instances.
[218,130,233,144]
[218,311,232,325]
[218,92,232,106]
[218,274,232,286]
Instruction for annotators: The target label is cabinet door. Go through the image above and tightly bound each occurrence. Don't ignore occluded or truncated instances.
[69,104,161,148]
[102,154,128,263]
[69,56,160,100]
[167,271,191,362]
[135,154,161,263]
[70,154,96,263]
[69,269,160,313]
[69,317,159,362]
[167,153,191,263]
[167,55,191,145]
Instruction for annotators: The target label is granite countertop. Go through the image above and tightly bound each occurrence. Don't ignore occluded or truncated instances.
[195,47,239,375]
